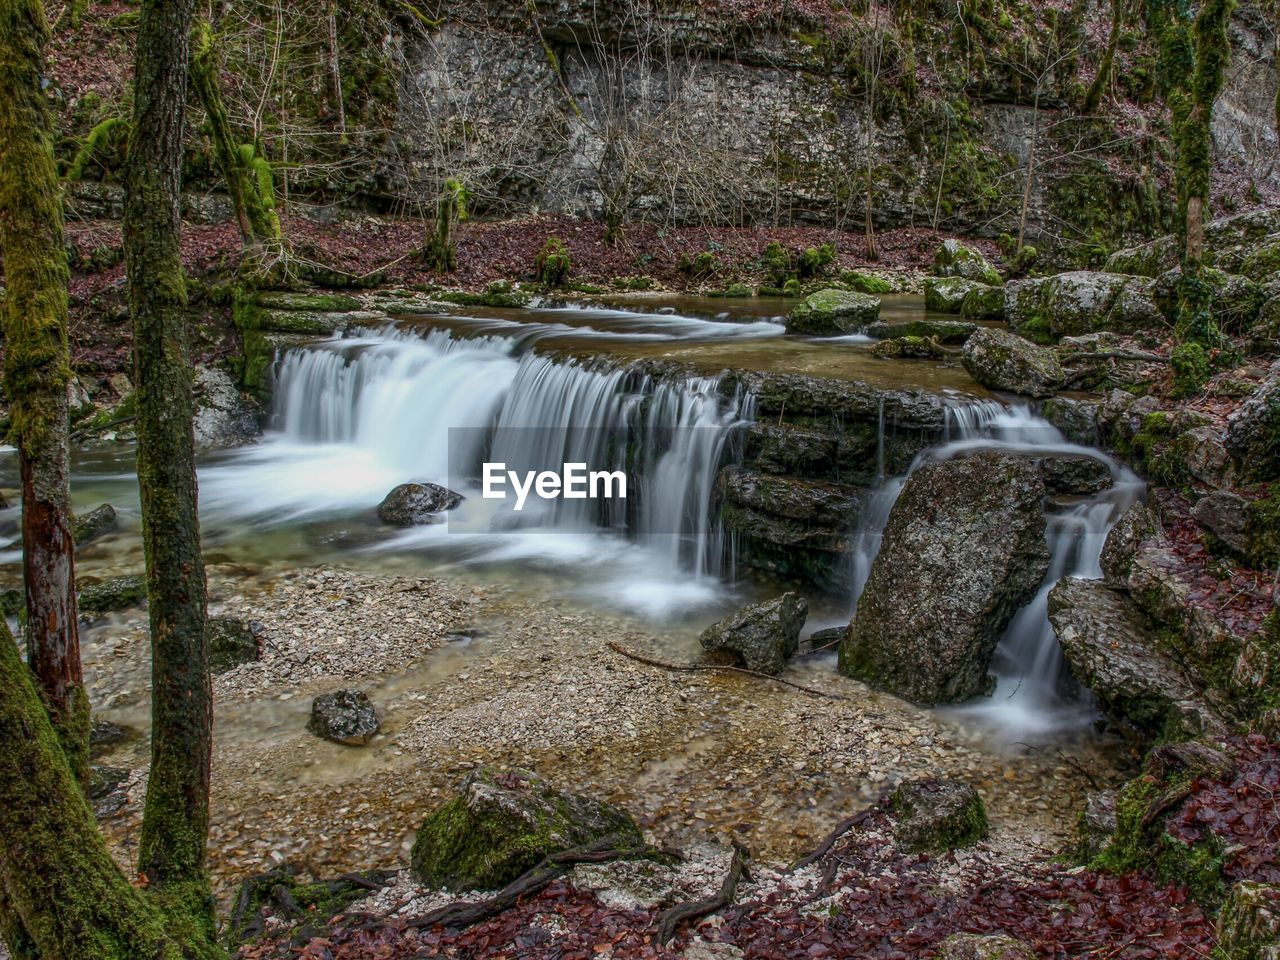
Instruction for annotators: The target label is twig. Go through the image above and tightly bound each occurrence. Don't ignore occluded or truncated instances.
[786,790,891,874]
[606,641,846,700]
[655,842,750,946]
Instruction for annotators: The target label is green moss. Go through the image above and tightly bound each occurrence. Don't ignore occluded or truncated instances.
[678,250,718,280]
[842,270,892,294]
[782,278,802,297]
[78,575,147,614]
[254,292,360,312]
[1171,341,1211,397]
[534,237,571,287]
[66,117,129,181]
[1247,492,1280,570]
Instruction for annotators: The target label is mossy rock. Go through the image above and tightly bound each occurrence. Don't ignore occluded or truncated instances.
[891,778,988,854]
[924,276,988,314]
[960,283,1005,320]
[842,270,893,294]
[437,286,533,309]
[226,868,395,946]
[254,292,362,312]
[933,239,1001,286]
[78,575,147,614]
[72,502,118,547]
[1239,239,1280,283]
[255,309,356,335]
[865,318,976,344]
[411,767,642,891]
[785,288,879,335]
[1216,881,1280,960]
[208,618,259,674]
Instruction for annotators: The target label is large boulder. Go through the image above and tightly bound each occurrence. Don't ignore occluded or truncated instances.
[839,451,1050,704]
[960,283,1005,320]
[924,276,989,314]
[890,778,988,853]
[411,768,642,891]
[73,503,118,547]
[864,318,976,343]
[1104,207,1280,277]
[193,366,260,450]
[1226,360,1280,480]
[376,482,464,526]
[1048,577,1220,743]
[1005,271,1161,338]
[933,239,1001,285]
[785,288,880,335]
[307,689,380,746]
[698,592,807,675]
[1040,455,1113,495]
[961,327,1064,398]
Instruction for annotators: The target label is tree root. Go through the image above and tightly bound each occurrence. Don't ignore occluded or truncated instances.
[655,842,750,946]
[606,642,846,700]
[785,790,891,875]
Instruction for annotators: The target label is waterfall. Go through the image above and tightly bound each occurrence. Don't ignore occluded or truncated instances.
[845,399,1144,730]
[200,326,753,610]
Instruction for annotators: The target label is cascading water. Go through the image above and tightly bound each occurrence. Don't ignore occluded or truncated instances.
[845,399,1144,733]
[199,325,753,616]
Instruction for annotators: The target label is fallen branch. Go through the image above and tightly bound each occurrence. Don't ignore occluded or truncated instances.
[405,839,662,931]
[606,641,846,700]
[785,790,891,874]
[655,842,750,946]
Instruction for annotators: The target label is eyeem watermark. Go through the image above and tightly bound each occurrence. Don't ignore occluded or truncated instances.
[482,462,627,512]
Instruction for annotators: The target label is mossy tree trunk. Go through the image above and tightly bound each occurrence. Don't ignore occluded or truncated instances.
[0,0,89,784]
[122,0,216,920]
[190,20,282,270]
[421,178,466,271]
[0,621,222,959]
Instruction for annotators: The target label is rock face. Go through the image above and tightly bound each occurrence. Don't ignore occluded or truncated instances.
[1226,359,1280,480]
[1005,271,1161,338]
[73,503,118,547]
[1191,491,1252,555]
[308,689,380,746]
[377,482,465,526]
[1048,577,1217,743]
[890,778,988,853]
[839,451,1050,705]
[411,767,642,891]
[785,289,880,335]
[698,592,808,675]
[1099,502,1164,587]
[960,283,1005,320]
[933,239,1002,285]
[193,366,261,450]
[962,327,1064,398]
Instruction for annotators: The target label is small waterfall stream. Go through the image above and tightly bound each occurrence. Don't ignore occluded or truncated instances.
[845,400,1144,731]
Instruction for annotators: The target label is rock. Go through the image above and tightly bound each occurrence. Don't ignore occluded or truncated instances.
[864,318,976,343]
[785,288,880,335]
[698,592,808,675]
[72,503,118,547]
[1040,396,1101,446]
[924,276,988,313]
[208,617,260,674]
[66,375,94,421]
[935,933,1032,960]
[960,283,1005,320]
[1005,271,1161,338]
[1104,208,1280,277]
[78,574,147,614]
[1040,455,1113,495]
[88,764,129,800]
[1192,491,1252,556]
[1076,790,1117,861]
[376,482,464,526]
[570,858,680,911]
[962,327,1064,398]
[411,767,642,891]
[1226,360,1280,480]
[89,718,128,757]
[1154,267,1265,331]
[1099,502,1164,588]
[1181,425,1235,487]
[255,308,379,335]
[307,689,380,746]
[739,370,947,430]
[255,292,363,312]
[869,336,951,360]
[890,778,988,853]
[1217,881,1280,960]
[839,451,1050,704]
[1048,578,1219,742]
[193,366,261,450]
[933,239,1001,286]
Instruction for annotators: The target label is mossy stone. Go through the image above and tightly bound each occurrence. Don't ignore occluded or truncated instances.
[891,778,988,854]
[78,575,146,614]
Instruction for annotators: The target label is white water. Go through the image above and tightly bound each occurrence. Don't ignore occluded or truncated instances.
[845,400,1144,734]
[199,326,752,618]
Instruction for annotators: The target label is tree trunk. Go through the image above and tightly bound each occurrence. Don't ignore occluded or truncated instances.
[122,0,215,909]
[0,622,221,959]
[1083,0,1126,114]
[325,1,346,137]
[0,0,89,784]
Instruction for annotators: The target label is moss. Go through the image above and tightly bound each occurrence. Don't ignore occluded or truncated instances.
[255,292,361,312]
[436,287,532,309]
[78,575,147,614]
[225,869,388,946]
[782,278,802,297]
[678,250,718,280]
[534,237,571,287]
[1246,493,1280,570]
[842,270,892,294]
[66,117,130,181]
[890,779,989,854]
[1171,341,1211,397]
[709,284,752,298]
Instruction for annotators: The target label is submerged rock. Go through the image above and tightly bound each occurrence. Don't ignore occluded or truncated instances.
[1048,577,1219,743]
[785,288,880,335]
[865,318,976,343]
[869,336,951,360]
[410,767,642,891]
[698,592,807,675]
[891,778,988,853]
[78,574,147,614]
[840,450,1050,705]
[962,327,1064,398]
[73,503,118,547]
[208,617,260,674]
[377,482,464,526]
[308,689,380,746]
[933,239,1001,286]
